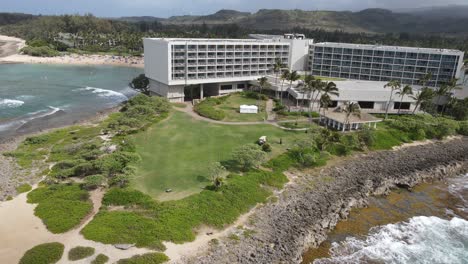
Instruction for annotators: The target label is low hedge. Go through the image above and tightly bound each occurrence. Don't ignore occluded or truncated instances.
[193,97,226,120]
[117,253,169,264]
[68,246,95,261]
[19,242,64,264]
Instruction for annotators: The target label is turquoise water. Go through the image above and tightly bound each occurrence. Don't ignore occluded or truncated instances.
[0,64,141,140]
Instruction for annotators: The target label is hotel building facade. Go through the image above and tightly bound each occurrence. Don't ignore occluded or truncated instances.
[144,35,465,105]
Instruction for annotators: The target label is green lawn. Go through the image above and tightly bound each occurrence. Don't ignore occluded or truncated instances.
[132,111,306,200]
[213,93,267,122]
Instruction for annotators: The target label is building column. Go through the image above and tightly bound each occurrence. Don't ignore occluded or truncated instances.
[200,84,204,99]
[342,123,346,132]
[374,122,377,129]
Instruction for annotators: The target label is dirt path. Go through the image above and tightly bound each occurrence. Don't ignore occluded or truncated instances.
[0,187,153,264]
[0,35,25,58]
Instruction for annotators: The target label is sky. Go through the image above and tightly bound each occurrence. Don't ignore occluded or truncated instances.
[2,0,468,17]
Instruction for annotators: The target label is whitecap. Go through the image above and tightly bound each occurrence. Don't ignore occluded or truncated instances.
[314,216,468,264]
[0,99,24,109]
[74,86,128,100]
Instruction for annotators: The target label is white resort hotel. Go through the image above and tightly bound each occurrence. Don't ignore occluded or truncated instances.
[144,34,466,114]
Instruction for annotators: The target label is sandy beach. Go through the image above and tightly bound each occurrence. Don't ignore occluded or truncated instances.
[0,35,144,68]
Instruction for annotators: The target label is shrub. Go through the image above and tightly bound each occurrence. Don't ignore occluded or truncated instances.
[19,242,64,264]
[327,143,351,156]
[231,144,267,170]
[261,143,272,152]
[102,188,155,208]
[91,254,109,264]
[27,184,92,233]
[82,175,105,190]
[16,183,32,193]
[68,246,95,261]
[194,98,226,120]
[457,121,468,136]
[357,128,376,147]
[117,253,169,264]
[21,46,59,57]
[241,91,268,101]
[24,135,50,145]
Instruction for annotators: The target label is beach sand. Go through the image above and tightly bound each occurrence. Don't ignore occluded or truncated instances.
[0,35,143,68]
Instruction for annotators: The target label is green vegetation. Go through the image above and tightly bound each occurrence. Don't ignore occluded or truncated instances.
[131,111,306,199]
[91,254,109,264]
[16,183,32,193]
[19,242,64,264]
[27,184,92,233]
[130,74,150,95]
[117,253,169,264]
[278,121,314,129]
[68,246,95,261]
[20,45,59,57]
[194,92,267,122]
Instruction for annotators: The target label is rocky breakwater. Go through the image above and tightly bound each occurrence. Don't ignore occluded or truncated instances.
[187,137,468,264]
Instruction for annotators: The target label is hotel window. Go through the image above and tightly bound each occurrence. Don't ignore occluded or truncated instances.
[358,101,375,109]
[394,102,411,110]
[221,84,233,90]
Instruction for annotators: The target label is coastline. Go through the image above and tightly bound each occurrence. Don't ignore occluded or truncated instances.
[181,137,468,264]
[0,105,122,201]
[0,34,143,68]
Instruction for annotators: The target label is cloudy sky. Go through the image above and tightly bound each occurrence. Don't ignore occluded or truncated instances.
[3,0,467,17]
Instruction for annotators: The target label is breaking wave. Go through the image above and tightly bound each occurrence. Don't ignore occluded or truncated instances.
[314,216,468,264]
[0,106,63,132]
[0,99,24,109]
[74,86,128,100]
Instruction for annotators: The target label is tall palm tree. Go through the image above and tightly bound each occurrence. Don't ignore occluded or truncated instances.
[257,76,271,95]
[383,80,401,119]
[320,82,339,107]
[319,93,332,126]
[273,58,286,99]
[280,69,290,104]
[395,85,413,114]
[418,72,433,87]
[288,70,301,108]
[441,78,462,114]
[343,102,361,132]
[410,87,434,114]
[434,84,449,115]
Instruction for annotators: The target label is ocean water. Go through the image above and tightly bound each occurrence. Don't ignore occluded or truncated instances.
[306,174,468,264]
[0,64,142,140]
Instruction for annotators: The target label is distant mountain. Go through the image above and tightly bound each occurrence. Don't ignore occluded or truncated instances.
[117,16,164,23]
[396,5,468,19]
[121,8,468,34]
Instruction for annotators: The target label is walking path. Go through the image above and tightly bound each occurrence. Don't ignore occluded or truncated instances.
[174,102,309,131]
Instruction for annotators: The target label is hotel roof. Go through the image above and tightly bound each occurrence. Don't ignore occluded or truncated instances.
[313,42,463,54]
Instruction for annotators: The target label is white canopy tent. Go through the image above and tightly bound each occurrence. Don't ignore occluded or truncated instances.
[240,105,258,114]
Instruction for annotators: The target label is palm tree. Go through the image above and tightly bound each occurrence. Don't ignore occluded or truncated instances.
[288,70,301,109]
[257,76,271,94]
[395,85,413,114]
[383,80,401,119]
[441,78,462,114]
[320,81,339,109]
[410,87,434,114]
[434,84,449,114]
[343,102,361,132]
[319,93,332,126]
[273,59,286,99]
[418,73,433,87]
[280,69,290,104]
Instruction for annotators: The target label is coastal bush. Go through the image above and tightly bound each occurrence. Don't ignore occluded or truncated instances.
[82,175,106,190]
[21,45,59,57]
[231,144,267,170]
[16,183,32,193]
[81,162,288,249]
[68,246,95,261]
[91,254,109,264]
[241,91,268,101]
[194,98,226,120]
[457,121,468,136]
[19,242,64,264]
[357,128,376,147]
[117,253,169,264]
[27,184,92,233]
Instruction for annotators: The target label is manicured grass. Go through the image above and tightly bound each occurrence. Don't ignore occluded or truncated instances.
[92,254,109,264]
[19,242,64,264]
[117,253,169,264]
[27,184,92,233]
[171,102,187,108]
[68,246,95,261]
[81,168,288,250]
[131,111,306,199]
[213,93,267,122]
[16,183,32,193]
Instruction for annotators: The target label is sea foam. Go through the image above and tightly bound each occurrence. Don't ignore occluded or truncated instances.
[314,216,468,264]
[0,99,24,109]
[75,87,128,100]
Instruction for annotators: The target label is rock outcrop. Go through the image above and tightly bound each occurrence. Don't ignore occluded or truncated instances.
[186,137,468,264]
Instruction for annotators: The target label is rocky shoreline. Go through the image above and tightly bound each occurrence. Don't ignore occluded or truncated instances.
[0,105,122,200]
[184,137,468,264]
